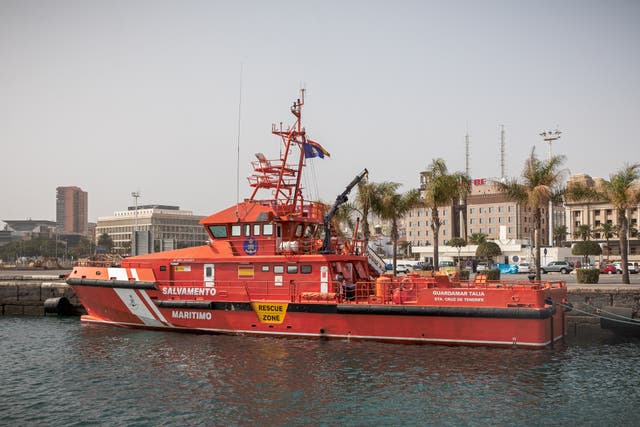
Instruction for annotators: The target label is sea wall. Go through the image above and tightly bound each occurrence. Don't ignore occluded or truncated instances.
[0,276,83,316]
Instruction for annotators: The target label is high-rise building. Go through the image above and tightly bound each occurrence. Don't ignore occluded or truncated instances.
[56,186,88,235]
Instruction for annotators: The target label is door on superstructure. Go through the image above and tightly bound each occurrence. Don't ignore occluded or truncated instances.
[204,263,215,287]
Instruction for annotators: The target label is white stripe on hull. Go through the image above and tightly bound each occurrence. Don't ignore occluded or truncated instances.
[113,288,164,327]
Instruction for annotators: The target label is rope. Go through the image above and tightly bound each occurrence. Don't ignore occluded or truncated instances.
[556,301,640,327]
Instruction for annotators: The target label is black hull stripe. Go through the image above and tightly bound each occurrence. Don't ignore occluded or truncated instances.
[154,300,554,319]
[67,278,157,290]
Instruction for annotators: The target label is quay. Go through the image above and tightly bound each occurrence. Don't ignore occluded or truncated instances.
[1,271,638,340]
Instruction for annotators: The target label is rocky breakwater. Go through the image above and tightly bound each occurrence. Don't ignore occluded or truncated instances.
[0,273,84,316]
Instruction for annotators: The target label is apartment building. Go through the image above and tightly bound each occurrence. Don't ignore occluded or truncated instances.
[56,186,88,235]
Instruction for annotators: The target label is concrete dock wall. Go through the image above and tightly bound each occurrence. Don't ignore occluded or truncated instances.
[0,276,83,316]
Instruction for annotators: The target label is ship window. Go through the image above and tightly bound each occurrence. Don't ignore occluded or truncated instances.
[244,224,251,236]
[274,265,284,274]
[253,224,261,235]
[209,225,228,238]
[295,224,303,238]
[300,265,312,274]
[287,265,298,274]
[263,224,273,236]
[160,266,167,272]
[261,265,270,272]
[231,225,241,237]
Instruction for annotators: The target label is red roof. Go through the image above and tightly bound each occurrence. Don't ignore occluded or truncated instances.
[199,202,275,225]
[125,242,233,261]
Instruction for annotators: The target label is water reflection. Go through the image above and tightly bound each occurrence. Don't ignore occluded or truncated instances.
[1,317,639,426]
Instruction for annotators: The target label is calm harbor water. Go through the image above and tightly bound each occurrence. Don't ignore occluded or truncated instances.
[1,316,639,426]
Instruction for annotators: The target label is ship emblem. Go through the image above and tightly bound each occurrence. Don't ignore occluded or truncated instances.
[243,237,258,255]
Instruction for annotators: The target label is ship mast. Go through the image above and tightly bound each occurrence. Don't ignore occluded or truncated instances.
[247,89,312,214]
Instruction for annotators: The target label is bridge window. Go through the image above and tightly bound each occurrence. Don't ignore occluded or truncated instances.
[301,265,312,274]
[295,224,303,238]
[263,224,273,236]
[209,225,228,238]
[253,224,261,235]
[287,265,298,274]
[261,265,270,272]
[274,265,284,274]
[244,224,251,236]
[231,225,241,237]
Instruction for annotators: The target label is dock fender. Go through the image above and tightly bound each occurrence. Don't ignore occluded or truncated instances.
[44,297,72,316]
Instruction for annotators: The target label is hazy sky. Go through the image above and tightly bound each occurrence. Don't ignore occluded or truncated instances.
[2,0,639,224]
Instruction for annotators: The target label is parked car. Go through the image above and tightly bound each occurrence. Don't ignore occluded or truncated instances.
[613,262,638,274]
[476,262,488,272]
[395,263,414,274]
[599,264,618,274]
[540,261,574,274]
[517,262,531,274]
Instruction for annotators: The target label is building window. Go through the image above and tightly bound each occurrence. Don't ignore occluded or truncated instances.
[498,217,503,223]
[508,206,514,212]
[470,218,474,224]
[488,207,493,213]
[498,206,504,213]
[469,208,475,214]
[488,218,493,224]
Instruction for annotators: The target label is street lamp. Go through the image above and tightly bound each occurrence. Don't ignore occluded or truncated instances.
[539,129,561,246]
[131,191,140,255]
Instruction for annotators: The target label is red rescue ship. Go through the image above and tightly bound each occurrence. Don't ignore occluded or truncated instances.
[68,91,568,349]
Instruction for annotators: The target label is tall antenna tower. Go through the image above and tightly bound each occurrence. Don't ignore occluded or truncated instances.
[465,132,470,177]
[500,125,506,180]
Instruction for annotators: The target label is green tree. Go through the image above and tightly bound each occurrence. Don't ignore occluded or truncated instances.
[371,182,422,276]
[448,237,467,264]
[475,241,502,268]
[97,232,114,253]
[566,163,640,284]
[573,224,594,241]
[421,158,470,271]
[496,148,567,280]
[572,241,602,266]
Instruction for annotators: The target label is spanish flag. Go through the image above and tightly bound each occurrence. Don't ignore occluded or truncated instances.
[303,139,330,159]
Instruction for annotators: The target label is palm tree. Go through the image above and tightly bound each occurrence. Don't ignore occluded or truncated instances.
[334,202,357,237]
[421,158,470,271]
[573,224,593,241]
[496,148,567,280]
[355,180,382,247]
[468,232,488,245]
[371,182,422,276]
[553,225,568,247]
[566,163,640,284]
[596,222,617,261]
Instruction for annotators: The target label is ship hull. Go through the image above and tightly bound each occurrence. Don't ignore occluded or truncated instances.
[72,284,566,349]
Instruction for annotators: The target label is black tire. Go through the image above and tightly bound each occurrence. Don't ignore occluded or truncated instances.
[608,270,613,275]
[541,269,547,274]
[560,268,568,274]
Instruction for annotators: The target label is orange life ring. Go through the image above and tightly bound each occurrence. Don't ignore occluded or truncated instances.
[401,278,414,292]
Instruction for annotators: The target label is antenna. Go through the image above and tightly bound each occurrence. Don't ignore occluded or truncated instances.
[235,63,243,220]
[500,125,505,180]
[465,131,470,177]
